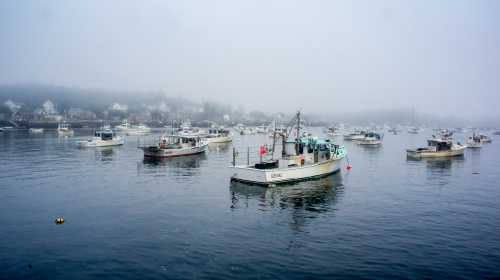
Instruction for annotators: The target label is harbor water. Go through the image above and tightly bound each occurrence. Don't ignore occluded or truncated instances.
[1,129,499,279]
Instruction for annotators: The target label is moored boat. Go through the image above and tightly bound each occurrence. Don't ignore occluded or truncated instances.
[356,132,383,146]
[139,135,208,158]
[466,134,482,148]
[205,128,232,143]
[77,128,124,147]
[57,123,74,137]
[407,134,465,159]
[478,134,492,144]
[344,131,366,141]
[230,111,347,186]
[115,120,151,136]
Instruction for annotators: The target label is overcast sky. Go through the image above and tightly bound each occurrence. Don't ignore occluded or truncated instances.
[0,0,499,118]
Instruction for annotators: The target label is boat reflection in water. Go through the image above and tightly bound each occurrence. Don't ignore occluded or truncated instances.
[139,153,207,177]
[230,173,344,213]
[95,147,115,162]
[207,142,232,154]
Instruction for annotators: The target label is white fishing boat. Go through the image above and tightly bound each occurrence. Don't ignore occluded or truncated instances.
[115,120,151,136]
[77,128,124,147]
[29,128,44,134]
[205,128,232,143]
[139,135,208,158]
[466,134,482,148]
[230,112,347,186]
[57,123,74,137]
[407,133,465,159]
[343,131,366,141]
[356,132,383,146]
[177,121,206,137]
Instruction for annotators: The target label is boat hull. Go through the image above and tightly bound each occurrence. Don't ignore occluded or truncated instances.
[406,146,465,159]
[206,136,232,144]
[78,138,125,147]
[229,159,343,186]
[142,143,208,158]
[357,140,382,145]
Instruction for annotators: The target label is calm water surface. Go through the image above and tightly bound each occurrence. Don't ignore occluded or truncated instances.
[1,129,499,279]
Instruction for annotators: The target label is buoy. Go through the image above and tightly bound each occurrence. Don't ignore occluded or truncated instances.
[346,164,352,171]
[54,217,65,224]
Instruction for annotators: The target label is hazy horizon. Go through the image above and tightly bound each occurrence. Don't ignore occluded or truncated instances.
[1,0,499,119]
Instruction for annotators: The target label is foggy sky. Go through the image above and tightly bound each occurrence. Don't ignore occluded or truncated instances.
[1,0,499,119]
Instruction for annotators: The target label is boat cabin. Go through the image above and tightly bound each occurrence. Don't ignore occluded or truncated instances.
[159,135,203,149]
[426,139,452,151]
[208,128,230,136]
[95,130,114,140]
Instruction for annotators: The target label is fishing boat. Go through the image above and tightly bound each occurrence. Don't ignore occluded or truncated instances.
[139,135,208,158]
[57,123,74,137]
[478,134,492,144]
[229,111,347,186]
[406,133,465,159]
[408,127,420,134]
[77,128,124,147]
[29,128,44,134]
[343,130,366,141]
[177,121,206,137]
[115,120,151,136]
[356,132,383,146]
[466,134,482,148]
[205,128,232,143]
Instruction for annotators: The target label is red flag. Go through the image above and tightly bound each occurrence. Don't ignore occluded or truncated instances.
[259,145,267,156]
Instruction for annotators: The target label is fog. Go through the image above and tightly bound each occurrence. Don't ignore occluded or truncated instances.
[1,0,499,120]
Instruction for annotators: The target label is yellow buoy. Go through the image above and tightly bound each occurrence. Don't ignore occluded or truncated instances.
[54,217,65,224]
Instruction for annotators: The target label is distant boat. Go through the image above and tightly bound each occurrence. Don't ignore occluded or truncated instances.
[325,127,342,137]
[139,135,208,158]
[466,134,482,148]
[77,128,124,147]
[343,131,366,141]
[57,123,74,137]
[356,132,383,146]
[407,133,465,159]
[115,120,151,136]
[407,127,419,134]
[205,128,232,144]
[29,128,44,134]
[493,131,500,136]
[478,134,492,144]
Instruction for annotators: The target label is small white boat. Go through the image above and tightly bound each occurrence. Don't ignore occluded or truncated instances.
[205,128,232,143]
[139,135,208,158]
[29,128,44,134]
[230,112,347,186]
[77,128,124,147]
[408,127,420,134]
[115,120,152,136]
[356,132,383,146]
[466,134,482,148]
[407,134,465,159]
[57,123,74,137]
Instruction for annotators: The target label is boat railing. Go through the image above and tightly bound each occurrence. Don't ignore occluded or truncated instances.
[231,144,283,167]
